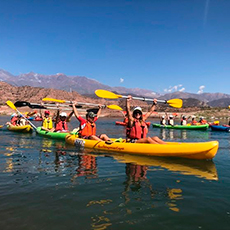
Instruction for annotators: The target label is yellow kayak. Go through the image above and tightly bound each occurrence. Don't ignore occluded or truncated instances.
[65,135,219,160]
[7,124,32,133]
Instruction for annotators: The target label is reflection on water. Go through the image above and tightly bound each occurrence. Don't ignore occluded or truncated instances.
[160,129,210,140]
[0,117,229,230]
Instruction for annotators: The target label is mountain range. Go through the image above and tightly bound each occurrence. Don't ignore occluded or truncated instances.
[1,69,230,107]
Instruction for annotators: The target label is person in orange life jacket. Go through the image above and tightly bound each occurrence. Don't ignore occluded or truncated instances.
[54,109,74,132]
[72,102,111,141]
[199,117,207,124]
[190,116,198,125]
[126,95,166,144]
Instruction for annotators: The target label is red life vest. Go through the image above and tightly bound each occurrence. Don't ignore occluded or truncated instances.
[11,116,18,126]
[55,120,68,132]
[127,119,148,139]
[79,121,96,137]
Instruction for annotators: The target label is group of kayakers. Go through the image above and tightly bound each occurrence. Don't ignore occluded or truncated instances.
[160,114,207,126]
[7,96,169,144]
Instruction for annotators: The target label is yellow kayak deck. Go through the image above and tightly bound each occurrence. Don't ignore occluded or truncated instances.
[65,135,219,160]
[7,124,32,133]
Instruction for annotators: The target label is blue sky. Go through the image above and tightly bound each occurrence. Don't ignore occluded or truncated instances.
[0,0,229,94]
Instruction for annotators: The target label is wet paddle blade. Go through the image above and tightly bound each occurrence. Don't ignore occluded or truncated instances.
[107,105,123,110]
[166,99,183,108]
[95,89,122,99]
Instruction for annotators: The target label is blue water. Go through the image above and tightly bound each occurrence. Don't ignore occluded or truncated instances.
[0,116,230,230]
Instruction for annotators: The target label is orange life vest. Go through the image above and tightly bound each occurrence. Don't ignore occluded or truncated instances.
[127,119,148,139]
[79,121,96,137]
[55,121,68,132]
[191,120,197,125]
[200,120,207,124]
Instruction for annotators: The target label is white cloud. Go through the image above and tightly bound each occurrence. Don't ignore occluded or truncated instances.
[197,85,205,94]
[179,87,185,92]
[120,78,124,83]
[164,84,184,93]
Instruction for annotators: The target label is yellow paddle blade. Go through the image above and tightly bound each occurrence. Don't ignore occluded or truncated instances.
[42,98,66,103]
[95,89,122,99]
[6,101,17,111]
[167,99,183,108]
[107,105,123,110]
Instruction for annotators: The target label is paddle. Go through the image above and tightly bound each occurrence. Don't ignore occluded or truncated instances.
[14,101,83,109]
[42,98,123,110]
[95,89,183,108]
[6,101,37,130]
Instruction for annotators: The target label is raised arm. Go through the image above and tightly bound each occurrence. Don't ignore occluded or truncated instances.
[66,110,74,122]
[144,99,157,121]
[72,102,80,119]
[126,95,134,127]
[96,105,102,118]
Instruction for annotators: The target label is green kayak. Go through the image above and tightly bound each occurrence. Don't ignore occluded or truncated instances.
[152,123,209,130]
[36,127,78,139]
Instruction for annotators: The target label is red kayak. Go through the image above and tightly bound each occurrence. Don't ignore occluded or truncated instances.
[115,121,151,127]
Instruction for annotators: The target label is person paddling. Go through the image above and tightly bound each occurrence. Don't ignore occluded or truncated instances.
[72,102,111,141]
[126,95,166,144]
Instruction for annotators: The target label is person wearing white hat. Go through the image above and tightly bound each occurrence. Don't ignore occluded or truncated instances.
[126,95,166,144]
[181,115,188,126]
[160,115,166,125]
[54,109,74,132]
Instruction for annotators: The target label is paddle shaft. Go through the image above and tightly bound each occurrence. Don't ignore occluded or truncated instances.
[119,95,166,103]
[59,100,106,108]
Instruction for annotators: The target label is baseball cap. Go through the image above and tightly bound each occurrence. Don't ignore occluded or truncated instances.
[87,111,96,118]
[44,110,50,115]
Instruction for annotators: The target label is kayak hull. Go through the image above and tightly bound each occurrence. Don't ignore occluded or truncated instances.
[210,125,230,132]
[152,123,209,130]
[7,124,32,133]
[65,135,219,160]
[36,127,72,139]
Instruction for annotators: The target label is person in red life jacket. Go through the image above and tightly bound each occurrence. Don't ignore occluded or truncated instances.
[10,113,18,125]
[199,117,207,124]
[126,95,166,144]
[72,102,111,141]
[54,110,74,132]
[190,116,198,125]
